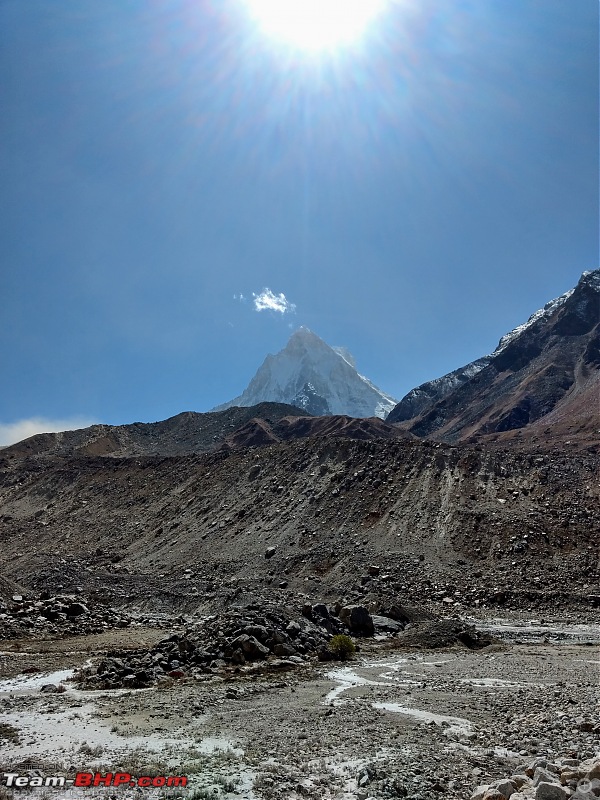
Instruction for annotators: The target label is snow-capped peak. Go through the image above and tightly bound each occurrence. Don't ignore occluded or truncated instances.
[213,328,397,419]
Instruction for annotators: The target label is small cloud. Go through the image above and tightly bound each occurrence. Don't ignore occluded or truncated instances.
[233,293,246,302]
[252,288,296,314]
[0,416,98,447]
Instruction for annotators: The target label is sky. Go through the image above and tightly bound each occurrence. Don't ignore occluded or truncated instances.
[0,0,598,444]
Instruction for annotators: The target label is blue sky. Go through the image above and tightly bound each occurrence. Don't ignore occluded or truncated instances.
[1,0,598,443]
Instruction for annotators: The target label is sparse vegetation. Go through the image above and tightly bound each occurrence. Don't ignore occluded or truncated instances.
[77,742,104,757]
[0,723,20,745]
[327,634,355,661]
[215,774,241,792]
[185,789,217,800]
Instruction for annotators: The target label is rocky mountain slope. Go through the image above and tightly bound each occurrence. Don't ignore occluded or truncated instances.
[1,273,597,622]
[0,435,597,615]
[3,403,307,459]
[213,327,397,419]
[388,269,600,447]
[221,414,409,450]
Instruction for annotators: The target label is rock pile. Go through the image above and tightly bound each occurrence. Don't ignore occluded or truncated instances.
[0,593,134,639]
[471,755,600,800]
[73,598,493,689]
[73,601,410,689]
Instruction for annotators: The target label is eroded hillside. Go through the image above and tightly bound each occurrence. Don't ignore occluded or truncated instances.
[1,436,597,615]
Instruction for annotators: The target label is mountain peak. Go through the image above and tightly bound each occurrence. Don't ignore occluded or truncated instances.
[213,329,397,418]
[285,327,327,350]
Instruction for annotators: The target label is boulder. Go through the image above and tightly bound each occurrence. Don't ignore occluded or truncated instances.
[273,643,296,657]
[339,605,374,636]
[243,625,269,643]
[586,761,600,781]
[533,769,558,788]
[371,615,404,634]
[67,602,89,616]
[494,780,517,798]
[535,783,568,800]
[232,634,269,659]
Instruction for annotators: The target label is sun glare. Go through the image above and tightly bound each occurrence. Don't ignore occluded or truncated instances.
[243,0,387,52]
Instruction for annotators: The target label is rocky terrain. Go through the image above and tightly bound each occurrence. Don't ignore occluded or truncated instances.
[0,435,597,617]
[0,619,598,800]
[0,272,598,799]
[0,418,597,798]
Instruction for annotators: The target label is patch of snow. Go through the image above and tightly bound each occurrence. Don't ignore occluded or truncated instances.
[0,669,75,694]
[324,666,388,704]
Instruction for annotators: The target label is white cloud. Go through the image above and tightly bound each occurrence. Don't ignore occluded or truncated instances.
[0,416,98,447]
[252,288,296,314]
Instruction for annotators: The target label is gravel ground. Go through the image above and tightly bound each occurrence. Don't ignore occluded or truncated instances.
[0,616,598,800]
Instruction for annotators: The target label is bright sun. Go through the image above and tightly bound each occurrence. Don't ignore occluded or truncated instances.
[243,0,387,52]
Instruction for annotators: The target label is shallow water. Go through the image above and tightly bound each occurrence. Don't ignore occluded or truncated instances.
[466,618,600,644]
[372,701,473,733]
[0,668,75,694]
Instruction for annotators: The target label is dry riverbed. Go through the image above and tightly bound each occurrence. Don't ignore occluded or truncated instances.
[0,617,598,800]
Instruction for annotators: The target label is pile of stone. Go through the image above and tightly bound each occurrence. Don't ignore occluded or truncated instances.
[74,601,392,689]
[73,597,491,689]
[471,755,600,800]
[0,593,133,639]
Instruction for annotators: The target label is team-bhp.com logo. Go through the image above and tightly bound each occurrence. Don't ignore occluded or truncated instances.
[3,772,188,789]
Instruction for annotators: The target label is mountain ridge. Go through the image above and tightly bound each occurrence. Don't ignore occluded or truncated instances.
[387,269,600,447]
[2,403,309,459]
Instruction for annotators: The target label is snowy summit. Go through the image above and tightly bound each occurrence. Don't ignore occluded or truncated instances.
[214,327,397,419]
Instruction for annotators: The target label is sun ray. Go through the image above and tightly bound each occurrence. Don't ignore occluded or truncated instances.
[243,0,387,52]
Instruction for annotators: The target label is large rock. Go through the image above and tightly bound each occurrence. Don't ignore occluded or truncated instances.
[67,601,89,616]
[371,615,404,634]
[535,783,568,800]
[494,780,517,798]
[231,634,269,659]
[339,605,374,636]
[533,769,558,787]
[585,760,600,781]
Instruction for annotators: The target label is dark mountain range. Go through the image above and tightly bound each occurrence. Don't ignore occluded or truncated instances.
[388,269,600,448]
[221,414,410,451]
[2,403,308,459]
[3,404,410,460]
